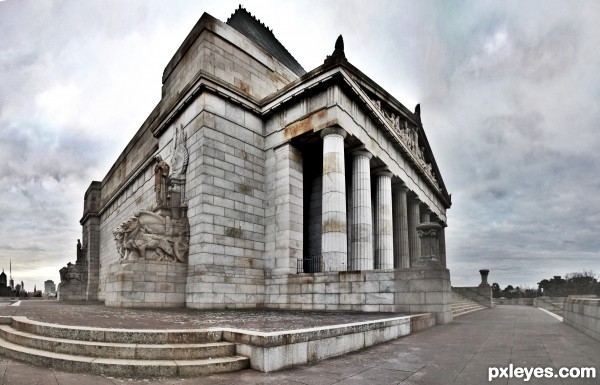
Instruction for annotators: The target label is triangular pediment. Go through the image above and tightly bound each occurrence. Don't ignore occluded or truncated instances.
[261,63,451,207]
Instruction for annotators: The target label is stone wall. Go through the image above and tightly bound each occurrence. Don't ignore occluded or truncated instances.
[564,297,600,341]
[231,313,435,372]
[265,268,453,324]
[105,260,187,308]
[494,298,534,306]
[533,297,566,316]
[57,282,87,301]
[185,94,267,309]
[452,286,493,307]
[97,159,159,301]
[161,13,298,110]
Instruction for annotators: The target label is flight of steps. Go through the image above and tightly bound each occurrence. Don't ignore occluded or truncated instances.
[452,291,487,318]
[538,300,565,317]
[0,316,249,377]
[549,302,564,317]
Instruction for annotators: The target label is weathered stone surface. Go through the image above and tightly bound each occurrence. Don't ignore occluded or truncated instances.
[70,6,453,319]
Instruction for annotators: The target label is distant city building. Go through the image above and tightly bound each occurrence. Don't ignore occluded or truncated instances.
[0,265,15,296]
[44,280,56,293]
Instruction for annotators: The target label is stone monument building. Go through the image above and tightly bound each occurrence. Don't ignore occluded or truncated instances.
[61,6,454,324]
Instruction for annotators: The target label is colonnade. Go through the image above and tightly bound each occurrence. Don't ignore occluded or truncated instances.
[320,127,446,272]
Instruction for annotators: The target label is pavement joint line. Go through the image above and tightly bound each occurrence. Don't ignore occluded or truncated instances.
[538,307,563,322]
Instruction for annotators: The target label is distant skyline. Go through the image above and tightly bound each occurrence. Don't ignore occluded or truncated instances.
[0,0,599,292]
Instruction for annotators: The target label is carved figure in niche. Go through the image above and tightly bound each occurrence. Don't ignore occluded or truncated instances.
[113,210,189,263]
[154,157,170,206]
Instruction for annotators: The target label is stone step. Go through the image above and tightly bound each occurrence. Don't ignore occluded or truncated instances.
[0,325,235,360]
[452,303,482,311]
[9,317,221,344]
[0,337,249,377]
[452,301,478,306]
[451,290,487,318]
[453,306,486,318]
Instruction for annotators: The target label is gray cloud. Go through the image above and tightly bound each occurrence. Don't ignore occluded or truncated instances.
[0,0,599,291]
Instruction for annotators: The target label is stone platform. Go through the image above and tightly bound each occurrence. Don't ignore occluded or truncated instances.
[0,305,598,384]
[0,300,433,375]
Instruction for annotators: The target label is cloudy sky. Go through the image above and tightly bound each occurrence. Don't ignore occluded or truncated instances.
[1,0,598,292]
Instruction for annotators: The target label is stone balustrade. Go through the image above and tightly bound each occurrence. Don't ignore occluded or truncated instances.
[563,296,600,341]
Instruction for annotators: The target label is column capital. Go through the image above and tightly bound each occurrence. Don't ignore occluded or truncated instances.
[392,181,409,192]
[372,167,393,178]
[351,149,372,160]
[407,193,421,204]
[320,126,347,139]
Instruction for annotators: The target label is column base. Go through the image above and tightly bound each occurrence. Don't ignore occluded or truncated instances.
[412,257,442,268]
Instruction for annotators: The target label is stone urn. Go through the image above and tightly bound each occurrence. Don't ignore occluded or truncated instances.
[479,269,490,287]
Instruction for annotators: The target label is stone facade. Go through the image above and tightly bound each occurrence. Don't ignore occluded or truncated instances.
[65,7,454,323]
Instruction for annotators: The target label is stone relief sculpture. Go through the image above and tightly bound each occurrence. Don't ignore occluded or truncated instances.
[168,125,189,207]
[113,125,190,264]
[154,157,170,207]
[113,210,189,263]
[170,125,189,180]
[370,95,440,189]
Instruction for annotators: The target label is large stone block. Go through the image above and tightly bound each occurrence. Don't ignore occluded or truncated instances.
[105,260,186,308]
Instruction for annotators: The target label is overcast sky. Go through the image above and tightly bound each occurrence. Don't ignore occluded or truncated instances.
[1,0,599,292]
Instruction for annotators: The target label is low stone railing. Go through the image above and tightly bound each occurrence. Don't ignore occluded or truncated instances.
[494,298,534,306]
[533,296,566,316]
[452,286,493,308]
[563,296,600,341]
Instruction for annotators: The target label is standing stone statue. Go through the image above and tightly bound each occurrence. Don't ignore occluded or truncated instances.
[154,157,170,206]
[76,239,83,264]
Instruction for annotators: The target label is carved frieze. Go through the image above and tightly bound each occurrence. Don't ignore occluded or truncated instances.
[370,97,440,189]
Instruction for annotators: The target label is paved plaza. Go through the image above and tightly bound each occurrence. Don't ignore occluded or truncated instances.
[0,305,598,384]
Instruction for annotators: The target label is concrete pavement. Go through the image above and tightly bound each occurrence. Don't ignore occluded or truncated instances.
[0,305,598,384]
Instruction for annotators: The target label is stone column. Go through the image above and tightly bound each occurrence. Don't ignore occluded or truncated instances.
[407,194,421,266]
[320,127,348,272]
[392,183,410,268]
[271,143,303,275]
[439,222,447,268]
[350,150,373,270]
[374,170,394,269]
[81,181,101,301]
[420,206,431,223]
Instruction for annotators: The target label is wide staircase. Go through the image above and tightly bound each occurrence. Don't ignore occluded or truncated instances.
[452,291,487,318]
[0,316,249,377]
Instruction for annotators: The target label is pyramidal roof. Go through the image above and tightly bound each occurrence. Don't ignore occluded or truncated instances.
[226,5,306,77]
